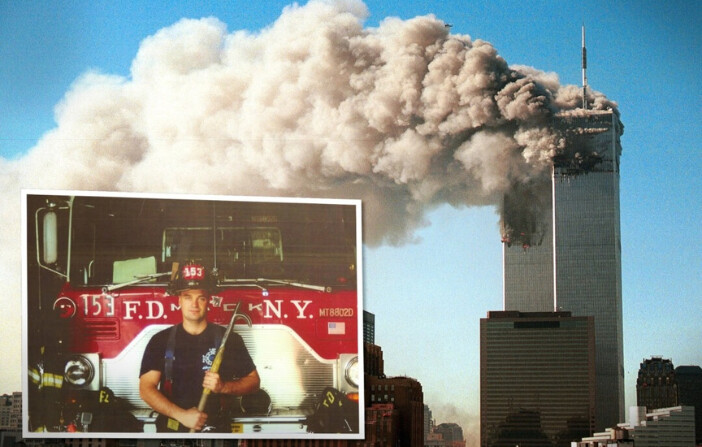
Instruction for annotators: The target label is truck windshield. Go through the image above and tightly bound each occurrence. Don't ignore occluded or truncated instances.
[68,196,356,288]
[162,226,284,279]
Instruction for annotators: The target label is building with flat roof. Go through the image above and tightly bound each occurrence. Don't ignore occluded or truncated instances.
[367,376,424,447]
[424,404,434,442]
[0,392,21,430]
[364,342,384,378]
[574,406,695,447]
[480,311,596,447]
[363,311,375,345]
[502,109,625,430]
[630,406,696,446]
[435,422,465,446]
[364,403,400,447]
[675,364,702,445]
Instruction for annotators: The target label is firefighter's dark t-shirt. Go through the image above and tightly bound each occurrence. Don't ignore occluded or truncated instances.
[140,323,256,412]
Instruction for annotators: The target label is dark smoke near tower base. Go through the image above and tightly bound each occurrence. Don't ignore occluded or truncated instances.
[1,0,620,247]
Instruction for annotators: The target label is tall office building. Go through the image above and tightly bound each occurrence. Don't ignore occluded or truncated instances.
[636,357,679,411]
[435,422,465,445]
[368,376,425,447]
[0,392,21,430]
[503,108,625,430]
[674,365,702,444]
[480,311,596,447]
[574,406,696,447]
[424,404,434,442]
[363,310,375,344]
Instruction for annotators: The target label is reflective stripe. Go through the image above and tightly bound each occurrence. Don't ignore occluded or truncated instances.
[29,368,63,389]
[29,368,42,385]
[42,373,64,389]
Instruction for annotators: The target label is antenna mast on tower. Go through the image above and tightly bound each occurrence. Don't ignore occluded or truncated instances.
[582,24,588,109]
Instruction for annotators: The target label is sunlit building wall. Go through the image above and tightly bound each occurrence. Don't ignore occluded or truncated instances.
[575,406,696,447]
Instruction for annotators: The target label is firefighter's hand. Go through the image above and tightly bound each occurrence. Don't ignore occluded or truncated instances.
[179,407,207,431]
[203,371,224,394]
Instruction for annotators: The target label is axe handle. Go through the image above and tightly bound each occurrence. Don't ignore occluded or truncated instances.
[189,301,242,433]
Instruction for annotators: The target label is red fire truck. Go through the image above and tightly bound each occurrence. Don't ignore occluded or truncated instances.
[25,191,362,436]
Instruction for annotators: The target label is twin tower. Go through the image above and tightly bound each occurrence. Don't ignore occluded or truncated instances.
[482,107,625,446]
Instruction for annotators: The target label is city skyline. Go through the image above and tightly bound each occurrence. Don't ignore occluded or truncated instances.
[1,1,700,443]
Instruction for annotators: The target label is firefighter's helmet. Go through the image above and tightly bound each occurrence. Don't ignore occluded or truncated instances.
[169,263,215,295]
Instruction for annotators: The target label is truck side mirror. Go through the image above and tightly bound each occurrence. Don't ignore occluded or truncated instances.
[43,210,58,264]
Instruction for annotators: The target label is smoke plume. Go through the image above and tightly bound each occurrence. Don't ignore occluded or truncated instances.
[2,0,618,250]
[0,0,628,412]
[429,401,480,447]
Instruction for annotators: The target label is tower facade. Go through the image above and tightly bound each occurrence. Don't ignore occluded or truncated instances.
[480,311,596,447]
[636,357,679,411]
[0,392,22,430]
[503,109,625,430]
[363,310,375,344]
[675,365,702,444]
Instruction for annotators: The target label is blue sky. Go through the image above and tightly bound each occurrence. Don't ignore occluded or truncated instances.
[1,0,700,440]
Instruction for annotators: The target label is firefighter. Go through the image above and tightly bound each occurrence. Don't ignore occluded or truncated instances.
[138,263,260,432]
[27,305,74,432]
[29,313,141,433]
[27,344,66,431]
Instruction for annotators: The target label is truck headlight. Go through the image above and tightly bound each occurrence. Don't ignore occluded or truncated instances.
[344,356,359,387]
[64,355,95,387]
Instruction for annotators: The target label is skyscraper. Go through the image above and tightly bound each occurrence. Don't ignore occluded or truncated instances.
[503,108,625,430]
[435,422,465,444]
[0,392,22,430]
[674,365,702,444]
[637,357,679,411]
[480,311,596,447]
[363,310,375,344]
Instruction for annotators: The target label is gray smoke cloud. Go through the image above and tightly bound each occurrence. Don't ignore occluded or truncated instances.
[1,0,618,250]
[0,0,622,406]
[429,401,480,447]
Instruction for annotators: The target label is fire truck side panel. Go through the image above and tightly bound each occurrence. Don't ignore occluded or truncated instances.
[62,284,358,419]
[61,286,357,360]
[101,323,341,418]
